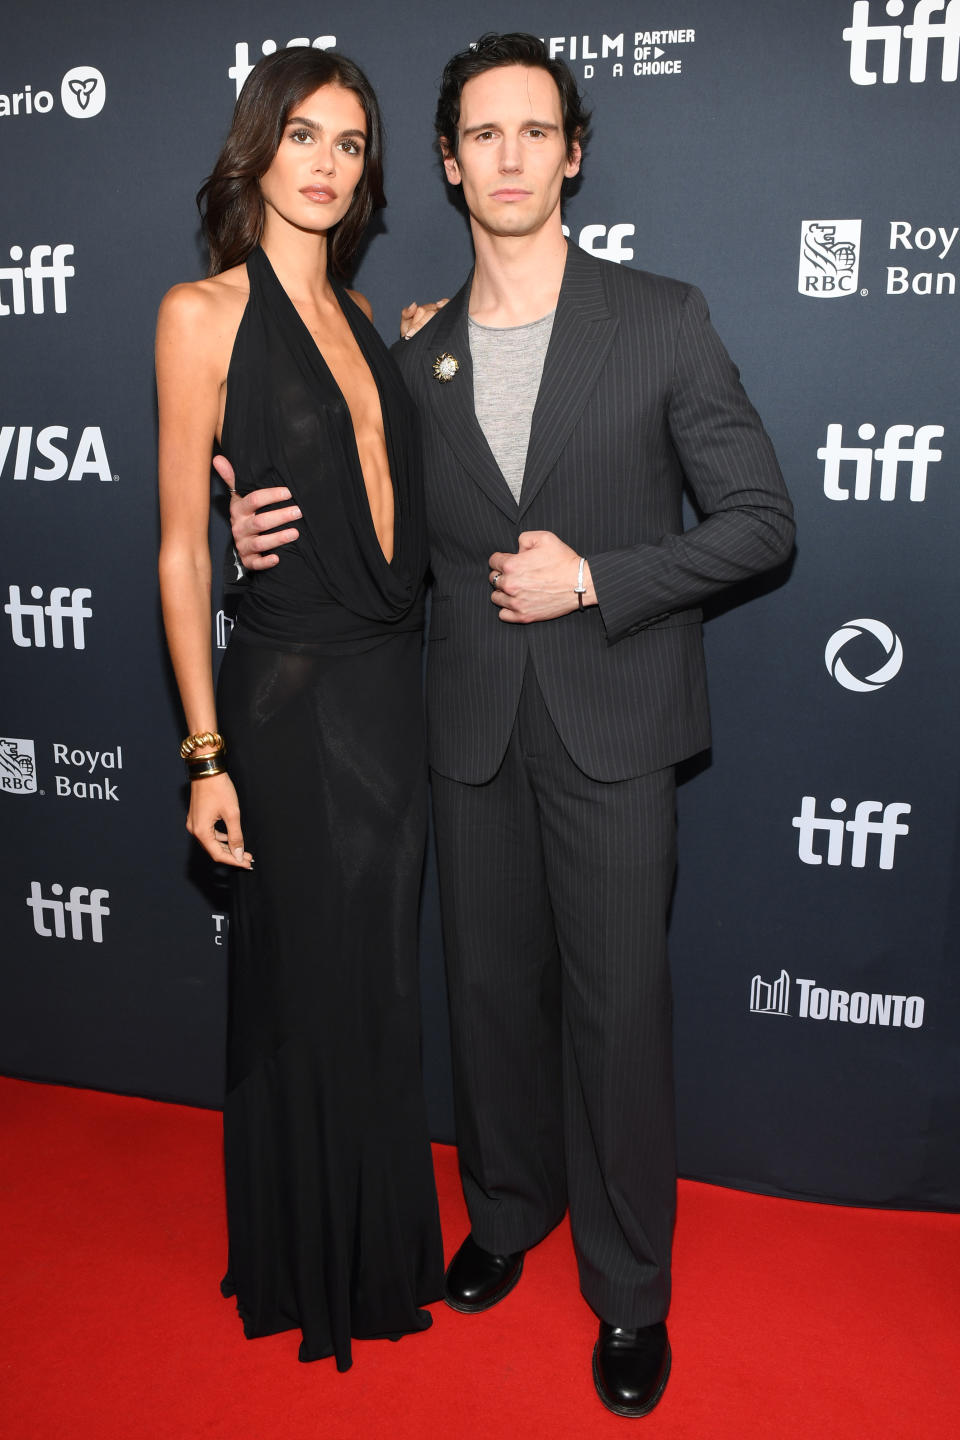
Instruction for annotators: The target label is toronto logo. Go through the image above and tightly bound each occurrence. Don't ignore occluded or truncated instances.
[750,969,924,1028]
[0,737,37,794]
[824,618,904,692]
[798,220,862,296]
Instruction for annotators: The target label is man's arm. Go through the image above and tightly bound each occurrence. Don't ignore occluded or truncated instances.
[588,284,794,642]
[485,284,792,630]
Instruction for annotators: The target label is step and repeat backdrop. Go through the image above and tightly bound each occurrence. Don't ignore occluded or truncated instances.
[2,0,958,1209]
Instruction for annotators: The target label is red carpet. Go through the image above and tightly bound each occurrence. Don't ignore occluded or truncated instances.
[1,1077,957,1439]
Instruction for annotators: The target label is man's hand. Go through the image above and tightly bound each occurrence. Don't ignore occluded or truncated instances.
[212,454,300,572]
[400,298,449,339]
[488,531,596,623]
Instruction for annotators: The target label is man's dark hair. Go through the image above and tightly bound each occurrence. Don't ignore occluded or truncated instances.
[434,33,591,164]
[198,48,385,279]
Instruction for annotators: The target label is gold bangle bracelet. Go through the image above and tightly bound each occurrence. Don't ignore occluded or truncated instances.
[180,731,225,759]
[187,756,228,780]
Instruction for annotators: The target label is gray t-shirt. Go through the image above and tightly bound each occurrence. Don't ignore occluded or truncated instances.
[468,310,556,503]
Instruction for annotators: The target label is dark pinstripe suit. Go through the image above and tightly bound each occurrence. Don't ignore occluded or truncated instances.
[393,241,794,1325]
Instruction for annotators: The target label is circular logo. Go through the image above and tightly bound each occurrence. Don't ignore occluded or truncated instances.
[824,618,903,693]
[60,66,106,120]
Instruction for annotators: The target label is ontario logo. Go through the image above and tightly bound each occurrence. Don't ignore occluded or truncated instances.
[798,220,862,297]
[0,737,37,794]
[0,66,106,120]
[750,969,925,1028]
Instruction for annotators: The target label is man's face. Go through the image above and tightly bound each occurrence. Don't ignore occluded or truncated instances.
[442,65,580,240]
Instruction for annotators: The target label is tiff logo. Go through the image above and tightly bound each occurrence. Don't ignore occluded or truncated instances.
[229,36,336,96]
[26,882,110,943]
[0,244,74,315]
[844,1,960,84]
[819,423,944,501]
[5,585,93,648]
[750,969,790,1015]
[561,222,635,264]
[793,797,911,869]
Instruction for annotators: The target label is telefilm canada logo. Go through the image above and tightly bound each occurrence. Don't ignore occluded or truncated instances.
[0,65,106,119]
[229,35,336,95]
[543,25,696,79]
[798,221,862,297]
[750,969,925,1029]
[843,1,960,85]
[825,619,903,692]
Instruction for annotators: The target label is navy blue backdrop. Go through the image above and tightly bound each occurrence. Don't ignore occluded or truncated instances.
[2,0,958,1209]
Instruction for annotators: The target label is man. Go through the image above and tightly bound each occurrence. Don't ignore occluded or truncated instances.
[227,34,794,1417]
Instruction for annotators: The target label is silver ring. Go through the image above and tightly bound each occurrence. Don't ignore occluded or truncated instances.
[492,571,502,588]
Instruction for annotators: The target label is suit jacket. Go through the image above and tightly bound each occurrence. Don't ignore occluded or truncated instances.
[392,241,794,785]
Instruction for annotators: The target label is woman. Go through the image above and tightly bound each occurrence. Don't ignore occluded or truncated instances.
[156,48,443,1369]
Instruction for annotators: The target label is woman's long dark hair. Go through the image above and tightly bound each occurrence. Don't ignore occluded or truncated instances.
[198,48,385,279]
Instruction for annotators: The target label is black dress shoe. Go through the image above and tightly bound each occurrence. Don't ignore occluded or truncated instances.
[443,1234,525,1313]
[592,1320,671,1418]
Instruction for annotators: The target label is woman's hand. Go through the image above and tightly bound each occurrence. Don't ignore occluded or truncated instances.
[186,772,253,869]
[400,298,449,339]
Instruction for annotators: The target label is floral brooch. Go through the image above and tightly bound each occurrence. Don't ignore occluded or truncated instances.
[432,352,460,383]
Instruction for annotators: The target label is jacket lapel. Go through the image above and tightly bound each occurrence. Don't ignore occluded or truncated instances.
[418,275,520,523]
[518,243,619,518]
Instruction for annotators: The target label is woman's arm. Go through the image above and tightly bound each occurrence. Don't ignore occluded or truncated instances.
[156,282,252,869]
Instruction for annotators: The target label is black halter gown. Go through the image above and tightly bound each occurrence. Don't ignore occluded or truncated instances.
[215,247,443,1368]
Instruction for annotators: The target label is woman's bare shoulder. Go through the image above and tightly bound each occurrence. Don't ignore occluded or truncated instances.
[346,288,373,322]
[158,266,249,333]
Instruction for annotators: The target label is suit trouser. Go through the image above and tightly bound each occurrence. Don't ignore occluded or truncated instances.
[430,661,678,1326]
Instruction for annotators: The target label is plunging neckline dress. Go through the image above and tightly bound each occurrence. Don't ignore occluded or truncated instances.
[215,247,442,1368]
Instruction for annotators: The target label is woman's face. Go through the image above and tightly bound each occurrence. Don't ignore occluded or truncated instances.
[259,83,367,237]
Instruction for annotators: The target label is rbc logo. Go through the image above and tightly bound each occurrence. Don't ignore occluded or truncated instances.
[819,422,943,501]
[844,1,960,84]
[0,244,75,316]
[26,882,110,943]
[792,797,911,869]
[562,223,635,264]
[825,619,903,692]
[798,221,861,296]
[0,738,37,794]
[5,585,93,649]
[229,37,337,96]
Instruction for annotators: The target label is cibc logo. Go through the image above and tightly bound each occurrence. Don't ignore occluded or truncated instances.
[750,969,924,1028]
[844,1,960,85]
[26,882,110,943]
[799,221,861,297]
[0,245,75,316]
[819,422,944,501]
[4,585,93,649]
[562,222,635,264]
[825,619,903,692]
[229,36,336,96]
[0,65,105,120]
[792,797,910,869]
